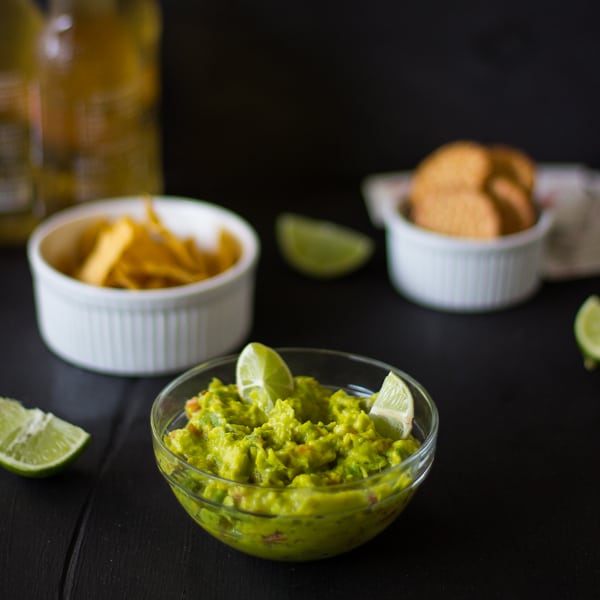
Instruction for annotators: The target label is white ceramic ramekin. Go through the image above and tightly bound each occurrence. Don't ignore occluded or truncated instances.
[381,197,554,312]
[27,197,260,376]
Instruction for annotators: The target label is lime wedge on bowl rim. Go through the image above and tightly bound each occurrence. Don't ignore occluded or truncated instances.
[369,371,414,440]
[0,397,90,477]
[275,212,374,279]
[235,343,415,438]
[236,342,295,414]
[575,295,600,370]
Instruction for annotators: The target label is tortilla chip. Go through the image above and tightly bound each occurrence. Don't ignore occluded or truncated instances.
[76,218,136,285]
[214,229,241,273]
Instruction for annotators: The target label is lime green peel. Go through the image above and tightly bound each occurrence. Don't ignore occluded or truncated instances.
[369,371,414,440]
[236,342,295,414]
[574,295,600,371]
[275,213,374,279]
[0,397,90,477]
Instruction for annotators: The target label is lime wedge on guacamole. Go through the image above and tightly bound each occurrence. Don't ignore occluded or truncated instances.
[275,212,374,279]
[575,295,600,370]
[236,343,295,414]
[0,397,90,477]
[369,371,414,440]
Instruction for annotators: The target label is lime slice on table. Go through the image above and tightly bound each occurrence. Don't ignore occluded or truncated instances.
[0,397,90,477]
[369,371,414,440]
[236,342,295,414]
[574,295,600,370]
[275,212,374,279]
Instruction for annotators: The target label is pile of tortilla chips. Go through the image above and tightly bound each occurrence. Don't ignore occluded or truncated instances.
[63,198,241,290]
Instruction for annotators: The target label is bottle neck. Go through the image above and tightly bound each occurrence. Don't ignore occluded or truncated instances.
[48,0,118,17]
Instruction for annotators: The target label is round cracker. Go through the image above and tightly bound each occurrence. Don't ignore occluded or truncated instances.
[410,189,501,239]
[489,144,536,193]
[410,141,493,204]
[486,175,536,234]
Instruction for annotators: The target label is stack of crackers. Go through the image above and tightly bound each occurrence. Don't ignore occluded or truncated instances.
[408,141,537,239]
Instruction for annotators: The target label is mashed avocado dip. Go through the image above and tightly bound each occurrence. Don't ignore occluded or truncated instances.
[161,375,421,560]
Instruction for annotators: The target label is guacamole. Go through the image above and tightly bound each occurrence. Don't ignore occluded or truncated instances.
[161,376,421,560]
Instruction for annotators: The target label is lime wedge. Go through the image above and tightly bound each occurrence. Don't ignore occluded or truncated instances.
[0,397,90,477]
[275,212,374,279]
[236,343,295,413]
[369,371,414,440]
[574,295,600,370]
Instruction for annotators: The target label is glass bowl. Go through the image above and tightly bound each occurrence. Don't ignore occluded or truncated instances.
[150,348,439,561]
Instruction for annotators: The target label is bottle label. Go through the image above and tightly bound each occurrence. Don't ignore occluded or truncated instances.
[36,81,150,204]
[75,84,145,199]
[0,73,33,214]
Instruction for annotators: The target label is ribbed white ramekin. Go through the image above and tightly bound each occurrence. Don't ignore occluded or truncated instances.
[27,197,260,375]
[382,198,554,312]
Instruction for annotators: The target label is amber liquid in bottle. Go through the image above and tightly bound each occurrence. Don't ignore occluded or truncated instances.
[0,0,43,245]
[32,0,152,217]
[119,0,164,194]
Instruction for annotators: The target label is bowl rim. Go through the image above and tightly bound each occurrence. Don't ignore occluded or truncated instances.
[151,346,439,496]
[27,196,260,302]
[383,195,554,251]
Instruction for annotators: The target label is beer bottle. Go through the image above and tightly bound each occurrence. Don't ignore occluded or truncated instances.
[118,0,163,194]
[0,0,43,245]
[32,0,151,216]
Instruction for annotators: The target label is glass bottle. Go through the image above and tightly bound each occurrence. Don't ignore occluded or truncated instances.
[32,0,151,217]
[118,0,163,194]
[0,0,43,245]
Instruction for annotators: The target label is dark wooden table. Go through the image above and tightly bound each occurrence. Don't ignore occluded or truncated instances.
[2,188,600,598]
[4,1,600,598]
